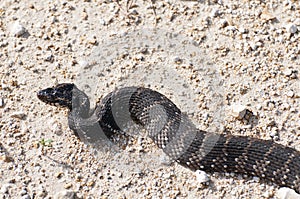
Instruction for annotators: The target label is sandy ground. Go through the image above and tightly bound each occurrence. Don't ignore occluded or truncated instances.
[0,0,300,198]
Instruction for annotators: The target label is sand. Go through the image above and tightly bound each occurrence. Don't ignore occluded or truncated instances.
[0,0,299,198]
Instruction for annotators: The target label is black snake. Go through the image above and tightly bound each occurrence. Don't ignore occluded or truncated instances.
[37,83,300,193]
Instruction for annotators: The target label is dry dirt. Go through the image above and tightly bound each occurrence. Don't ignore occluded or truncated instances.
[0,0,299,198]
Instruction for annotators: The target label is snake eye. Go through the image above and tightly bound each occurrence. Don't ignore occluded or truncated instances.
[37,88,54,102]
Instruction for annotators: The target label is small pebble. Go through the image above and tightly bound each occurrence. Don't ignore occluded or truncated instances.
[50,120,62,135]
[134,54,144,61]
[21,195,31,199]
[86,181,95,187]
[226,26,236,32]
[229,104,247,120]
[285,23,298,34]
[211,9,220,17]
[269,128,278,138]
[55,172,64,178]
[87,37,97,45]
[0,155,12,162]
[286,91,294,98]
[283,68,293,77]
[54,190,76,199]
[239,27,248,34]
[20,188,27,196]
[252,176,260,183]
[78,60,89,68]
[195,170,210,183]
[160,154,173,166]
[0,184,12,194]
[10,22,27,37]
[0,40,8,48]
[81,11,88,20]
[260,10,276,21]
[0,98,4,108]
[219,19,228,28]
[276,187,300,199]
[99,18,106,25]
[173,57,183,64]
[10,111,26,119]
[44,53,54,62]
[64,183,72,189]
[294,18,300,26]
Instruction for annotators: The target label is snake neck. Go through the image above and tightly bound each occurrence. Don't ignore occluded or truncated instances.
[69,86,91,119]
[67,86,101,139]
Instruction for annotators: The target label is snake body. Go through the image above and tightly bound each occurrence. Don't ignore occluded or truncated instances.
[37,83,300,193]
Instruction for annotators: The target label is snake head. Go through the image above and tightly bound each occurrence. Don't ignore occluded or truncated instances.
[37,83,74,109]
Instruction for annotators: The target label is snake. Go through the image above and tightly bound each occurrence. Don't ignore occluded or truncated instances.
[37,83,300,193]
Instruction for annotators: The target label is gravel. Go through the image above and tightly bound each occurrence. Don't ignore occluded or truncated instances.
[9,22,27,37]
[0,0,299,198]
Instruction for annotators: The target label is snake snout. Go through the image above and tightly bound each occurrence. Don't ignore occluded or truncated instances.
[37,88,56,105]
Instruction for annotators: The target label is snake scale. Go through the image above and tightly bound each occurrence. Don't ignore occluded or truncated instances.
[37,83,300,193]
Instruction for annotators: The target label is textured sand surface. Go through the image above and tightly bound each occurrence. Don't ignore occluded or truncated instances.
[0,0,299,198]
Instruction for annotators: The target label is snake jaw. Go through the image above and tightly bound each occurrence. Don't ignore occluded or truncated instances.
[37,83,74,109]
